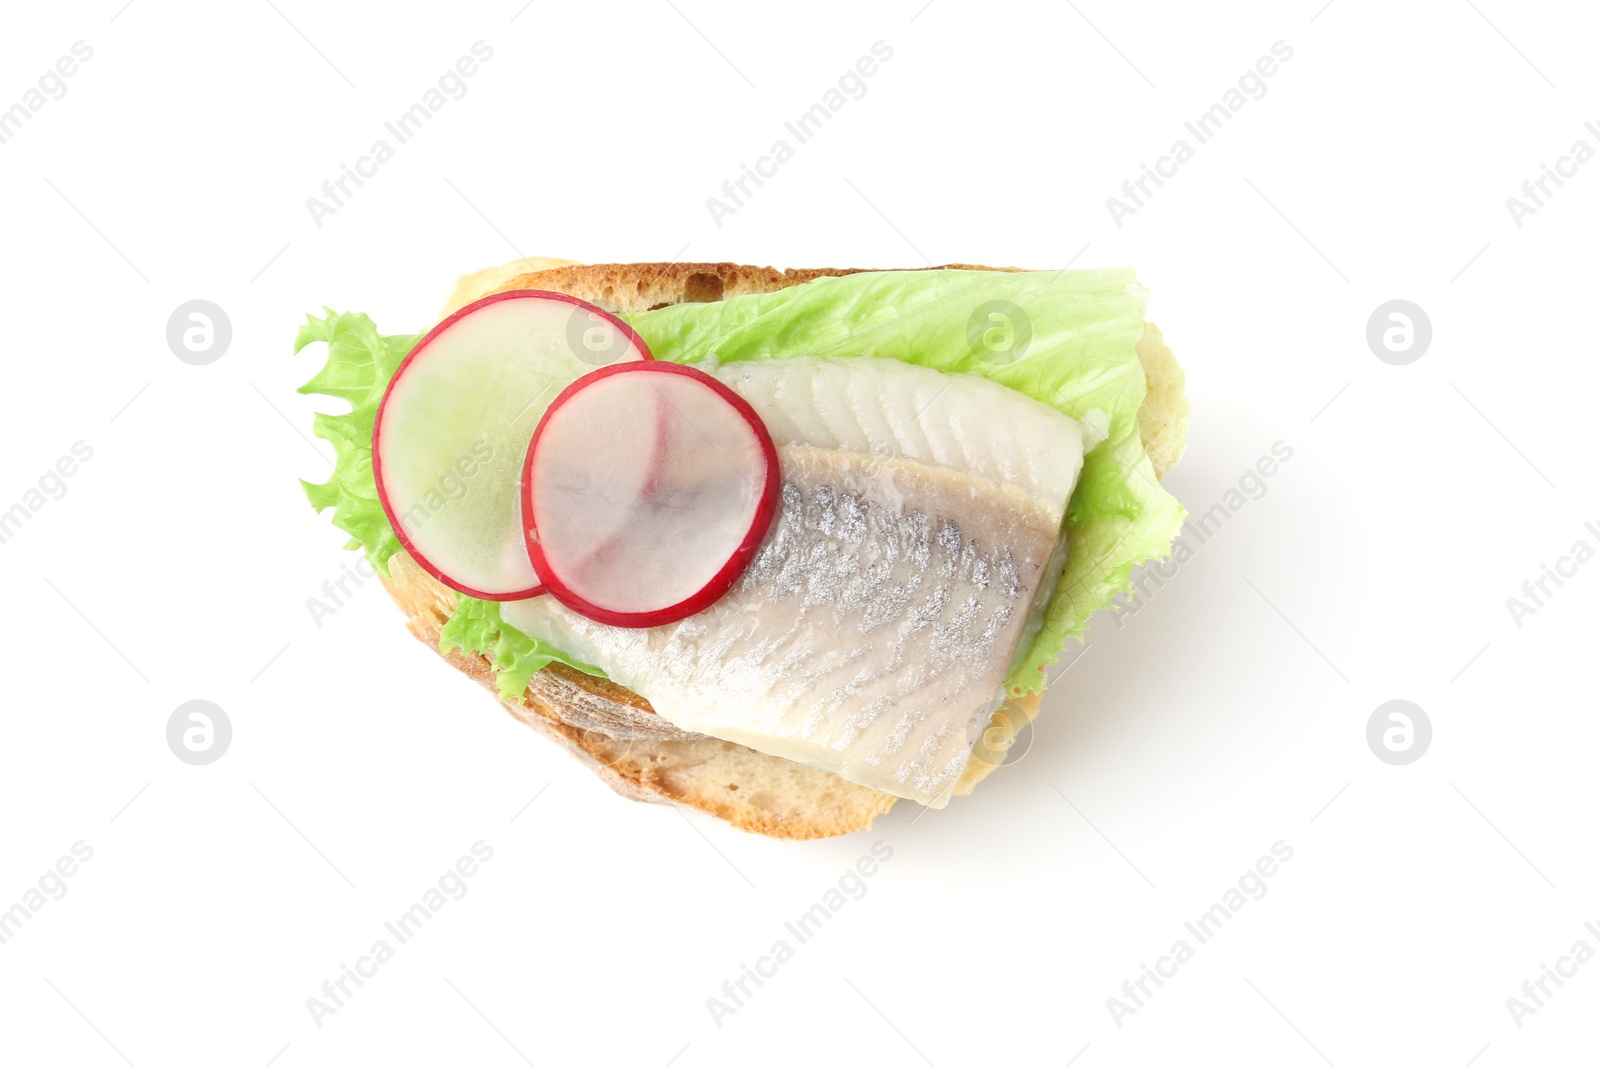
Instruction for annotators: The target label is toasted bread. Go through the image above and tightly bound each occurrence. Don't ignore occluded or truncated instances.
[377,260,1188,839]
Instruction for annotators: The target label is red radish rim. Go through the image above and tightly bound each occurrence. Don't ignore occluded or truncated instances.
[520,361,782,628]
[372,289,653,601]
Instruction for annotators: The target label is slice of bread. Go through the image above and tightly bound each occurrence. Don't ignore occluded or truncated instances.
[378,260,1189,840]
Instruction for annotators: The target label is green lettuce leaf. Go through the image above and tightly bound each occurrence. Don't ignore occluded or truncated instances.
[1067,441,1140,527]
[296,268,1185,701]
[293,310,417,573]
[440,595,608,701]
[293,310,609,694]
[622,268,1185,694]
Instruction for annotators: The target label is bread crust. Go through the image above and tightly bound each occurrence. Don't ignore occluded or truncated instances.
[379,260,1187,839]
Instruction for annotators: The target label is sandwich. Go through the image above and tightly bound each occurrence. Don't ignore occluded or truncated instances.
[294,258,1188,840]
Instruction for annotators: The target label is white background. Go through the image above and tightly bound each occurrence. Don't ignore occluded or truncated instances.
[1,1,1596,1064]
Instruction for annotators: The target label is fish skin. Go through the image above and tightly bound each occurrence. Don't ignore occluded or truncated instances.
[502,357,1084,805]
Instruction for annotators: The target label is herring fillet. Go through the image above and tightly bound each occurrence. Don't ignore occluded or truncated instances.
[502,357,1086,805]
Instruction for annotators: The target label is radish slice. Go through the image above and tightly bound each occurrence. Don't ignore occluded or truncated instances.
[374,290,650,600]
[522,362,780,628]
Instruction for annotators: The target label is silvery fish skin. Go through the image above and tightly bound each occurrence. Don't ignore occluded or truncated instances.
[503,357,1085,805]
